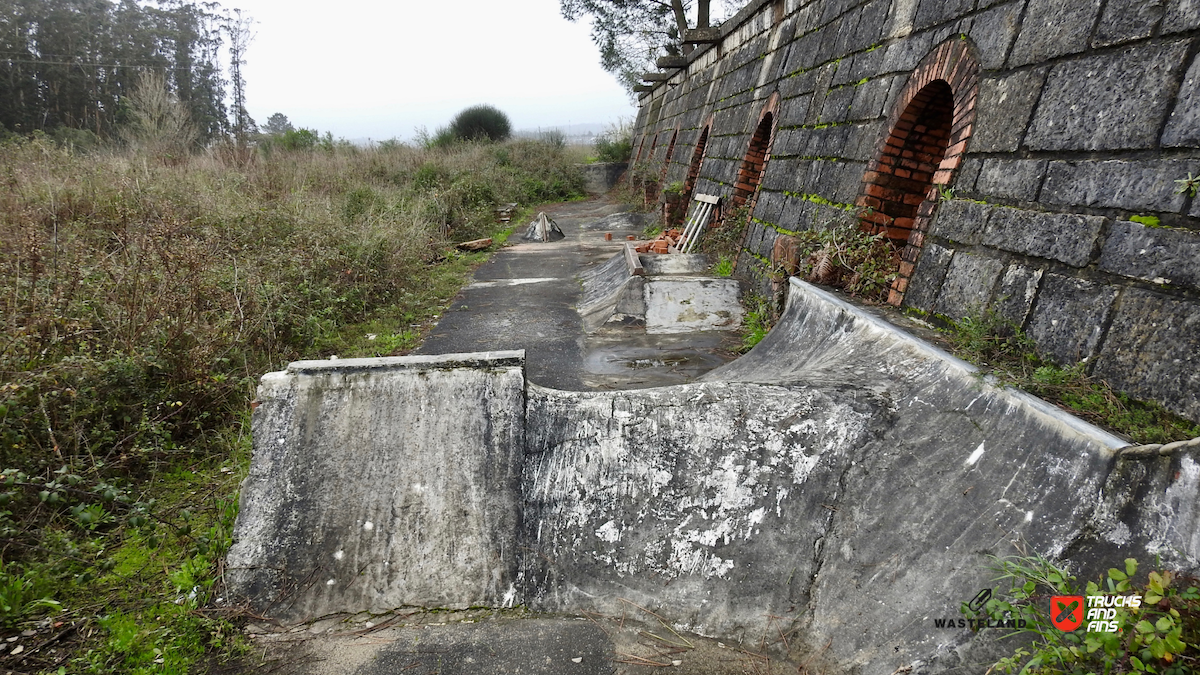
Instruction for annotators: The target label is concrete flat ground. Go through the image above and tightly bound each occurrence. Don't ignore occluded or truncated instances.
[246,608,800,675]
[414,198,741,391]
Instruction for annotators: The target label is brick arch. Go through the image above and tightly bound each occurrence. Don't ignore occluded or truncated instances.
[682,116,714,204]
[660,126,680,184]
[856,38,980,306]
[733,93,781,212]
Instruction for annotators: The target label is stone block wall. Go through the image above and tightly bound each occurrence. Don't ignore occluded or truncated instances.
[632,0,1200,422]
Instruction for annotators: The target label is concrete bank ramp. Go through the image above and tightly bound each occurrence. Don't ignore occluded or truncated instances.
[228,280,1199,675]
[578,248,742,333]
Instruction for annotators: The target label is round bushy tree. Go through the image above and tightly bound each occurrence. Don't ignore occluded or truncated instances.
[449,105,512,142]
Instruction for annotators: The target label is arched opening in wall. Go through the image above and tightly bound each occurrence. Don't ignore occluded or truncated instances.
[682,125,710,203]
[860,81,953,245]
[732,112,774,209]
[634,136,647,165]
[660,128,679,184]
[856,38,980,307]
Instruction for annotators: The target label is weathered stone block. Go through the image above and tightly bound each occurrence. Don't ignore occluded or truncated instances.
[1163,53,1200,147]
[1027,274,1118,365]
[806,125,853,158]
[1100,220,1200,289]
[975,159,1047,202]
[971,69,1047,152]
[1008,0,1101,66]
[1092,290,1200,422]
[992,264,1044,329]
[964,2,1022,70]
[819,86,856,124]
[982,206,1104,268]
[903,243,954,312]
[955,156,984,193]
[880,31,934,72]
[753,189,787,225]
[1026,42,1191,151]
[1094,0,1166,46]
[914,0,975,30]
[1041,160,1200,212]
[850,75,897,121]
[1163,0,1200,33]
[935,252,1006,320]
[932,199,994,245]
[762,158,808,192]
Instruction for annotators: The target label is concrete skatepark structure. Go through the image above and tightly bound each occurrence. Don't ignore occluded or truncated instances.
[227,0,1200,670]
[228,269,1199,673]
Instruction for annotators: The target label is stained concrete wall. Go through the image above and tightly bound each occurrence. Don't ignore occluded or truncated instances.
[225,352,526,622]
[630,0,1200,423]
[228,280,1198,674]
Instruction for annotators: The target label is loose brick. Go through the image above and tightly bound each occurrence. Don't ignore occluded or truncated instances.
[1041,159,1200,212]
[981,206,1105,268]
[1099,220,1200,290]
[1026,42,1190,151]
[934,252,1006,320]
[974,159,1047,202]
[1092,289,1200,421]
[1026,274,1118,365]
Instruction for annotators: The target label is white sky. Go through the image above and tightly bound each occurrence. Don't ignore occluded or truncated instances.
[230,0,639,141]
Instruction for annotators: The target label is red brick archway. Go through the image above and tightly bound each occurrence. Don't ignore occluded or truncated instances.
[660,126,679,183]
[857,39,980,306]
[682,118,713,204]
[733,93,780,213]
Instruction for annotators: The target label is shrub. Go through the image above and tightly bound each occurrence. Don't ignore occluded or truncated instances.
[449,104,512,142]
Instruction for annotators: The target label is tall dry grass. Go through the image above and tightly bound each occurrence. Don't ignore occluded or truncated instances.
[0,136,583,488]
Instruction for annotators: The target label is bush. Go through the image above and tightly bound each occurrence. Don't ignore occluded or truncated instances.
[449,104,512,142]
[0,133,585,670]
[594,135,632,162]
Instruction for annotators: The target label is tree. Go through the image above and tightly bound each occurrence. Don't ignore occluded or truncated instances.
[261,113,294,135]
[449,105,512,142]
[562,0,736,93]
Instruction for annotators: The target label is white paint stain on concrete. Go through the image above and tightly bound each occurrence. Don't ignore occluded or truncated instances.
[966,443,986,466]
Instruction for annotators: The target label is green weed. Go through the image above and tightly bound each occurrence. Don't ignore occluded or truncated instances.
[740,295,775,352]
[0,133,584,671]
[1130,215,1161,227]
[978,552,1199,675]
[940,310,1199,444]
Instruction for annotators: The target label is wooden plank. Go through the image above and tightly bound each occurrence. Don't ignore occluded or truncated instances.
[624,242,645,276]
[695,194,720,204]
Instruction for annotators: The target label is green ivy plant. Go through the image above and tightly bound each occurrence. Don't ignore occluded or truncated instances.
[976,553,1199,674]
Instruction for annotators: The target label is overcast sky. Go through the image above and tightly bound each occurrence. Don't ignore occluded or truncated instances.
[228,0,639,141]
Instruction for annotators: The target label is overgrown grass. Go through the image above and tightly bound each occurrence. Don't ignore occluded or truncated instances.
[940,310,1199,444]
[791,222,901,304]
[0,135,584,672]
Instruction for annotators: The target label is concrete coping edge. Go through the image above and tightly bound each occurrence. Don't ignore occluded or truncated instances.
[786,278,1129,452]
[286,350,526,374]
